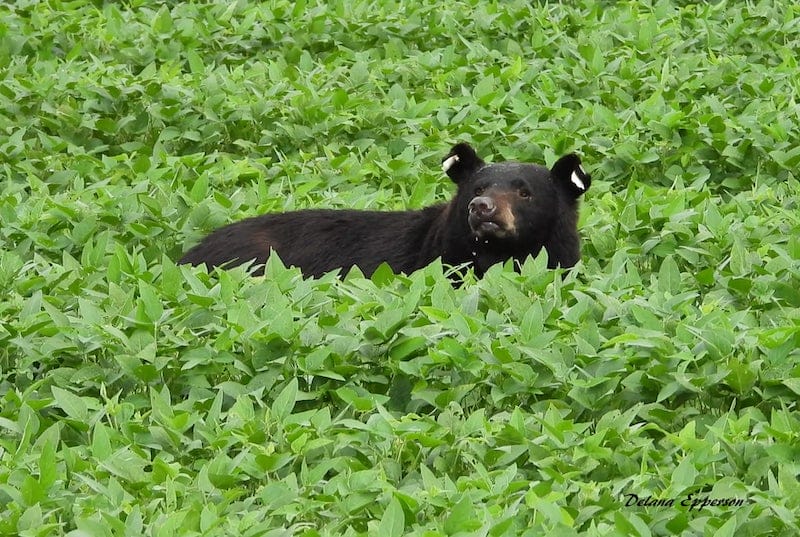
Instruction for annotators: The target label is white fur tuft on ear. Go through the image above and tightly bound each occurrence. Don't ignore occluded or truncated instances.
[442,154,460,172]
[570,170,586,192]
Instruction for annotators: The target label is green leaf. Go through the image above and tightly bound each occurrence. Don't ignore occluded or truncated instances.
[713,516,737,537]
[51,387,89,422]
[189,174,209,203]
[771,145,800,168]
[389,336,427,360]
[350,60,369,84]
[17,504,43,533]
[444,497,481,534]
[138,281,164,324]
[781,378,800,396]
[99,447,148,484]
[335,386,386,411]
[377,496,405,537]
[364,308,406,341]
[152,6,174,34]
[657,255,681,294]
[670,453,698,492]
[272,378,298,421]
[473,74,496,104]
[92,422,112,460]
[725,357,757,394]
[370,262,395,286]
[187,49,205,75]
[38,436,57,490]
[519,302,543,341]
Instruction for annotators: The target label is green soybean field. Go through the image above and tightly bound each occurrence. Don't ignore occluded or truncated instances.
[1,1,799,536]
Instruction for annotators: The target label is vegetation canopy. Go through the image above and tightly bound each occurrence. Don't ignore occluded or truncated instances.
[1,1,799,535]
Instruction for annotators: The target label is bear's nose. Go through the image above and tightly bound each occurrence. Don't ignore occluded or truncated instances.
[469,196,496,218]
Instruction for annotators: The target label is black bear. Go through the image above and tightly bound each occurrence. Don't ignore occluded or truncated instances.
[179,143,590,277]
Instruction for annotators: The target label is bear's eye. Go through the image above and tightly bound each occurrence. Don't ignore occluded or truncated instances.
[519,189,532,199]
[474,186,485,196]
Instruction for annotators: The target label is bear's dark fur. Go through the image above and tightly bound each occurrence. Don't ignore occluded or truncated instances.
[179,143,590,277]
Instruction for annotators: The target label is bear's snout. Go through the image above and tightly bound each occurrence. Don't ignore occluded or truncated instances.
[468,195,516,238]
[468,196,496,218]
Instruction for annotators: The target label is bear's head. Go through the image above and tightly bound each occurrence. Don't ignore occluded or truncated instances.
[441,142,590,271]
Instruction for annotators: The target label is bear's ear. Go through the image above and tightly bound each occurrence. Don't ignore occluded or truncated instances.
[550,153,591,197]
[442,142,484,183]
